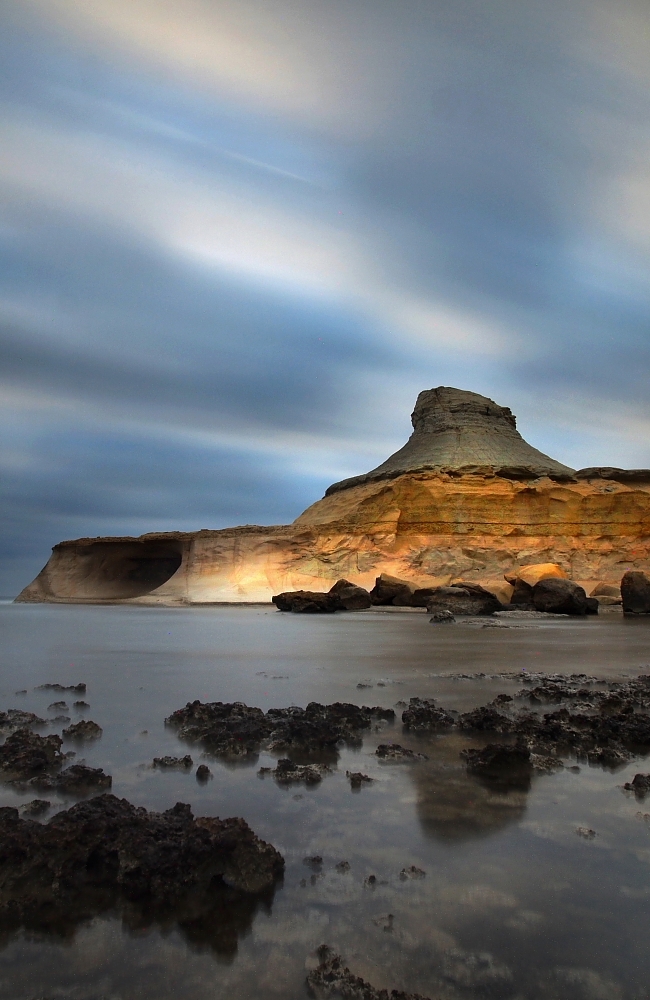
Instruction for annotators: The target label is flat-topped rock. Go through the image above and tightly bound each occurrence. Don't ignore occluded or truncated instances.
[326,387,575,495]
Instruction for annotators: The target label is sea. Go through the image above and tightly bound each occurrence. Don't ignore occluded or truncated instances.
[1,601,649,1000]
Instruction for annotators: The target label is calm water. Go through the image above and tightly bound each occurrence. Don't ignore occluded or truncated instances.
[1,603,650,1000]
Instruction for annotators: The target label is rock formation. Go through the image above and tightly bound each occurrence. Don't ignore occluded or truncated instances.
[16,387,650,604]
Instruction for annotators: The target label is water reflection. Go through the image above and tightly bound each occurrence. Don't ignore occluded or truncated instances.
[0,880,278,960]
[409,735,529,842]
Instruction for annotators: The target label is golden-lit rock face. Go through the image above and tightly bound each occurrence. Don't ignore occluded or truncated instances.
[17,470,650,604]
[16,387,650,604]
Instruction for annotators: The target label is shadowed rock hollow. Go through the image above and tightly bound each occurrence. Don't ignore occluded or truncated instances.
[16,387,650,604]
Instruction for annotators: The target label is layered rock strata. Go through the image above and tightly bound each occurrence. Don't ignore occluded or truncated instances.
[16,388,650,604]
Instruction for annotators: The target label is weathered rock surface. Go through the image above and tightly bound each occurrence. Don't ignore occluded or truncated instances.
[621,570,650,614]
[532,578,590,615]
[0,795,284,941]
[0,710,46,733]
[13,764,112,794]
[0,729,65,777]
[153,755,193,769]
[402,698,455,730]
[258,758,330,784]
[307,945,432,1000]
[62,719,103,740]
[17,388,650,605]
[166,700,394,759]
[375,743,428,761]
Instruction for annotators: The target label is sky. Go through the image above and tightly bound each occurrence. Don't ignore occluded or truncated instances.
[2,0,650,595]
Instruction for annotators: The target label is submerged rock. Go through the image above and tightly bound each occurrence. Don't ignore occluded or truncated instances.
[401,698,455,730]
[429,610,456,624]
[0,728,64,777]
[375,743,428,761]
[307,945,433,1000]
[166,700,394,759]
[346,771,373,789]
[0,794,284,917]
[623,773,650,796]
[62,720,103,740]
[35,683,86,694]
[0,709,46,733]
[20,799,51,816]
[462,744,533,785]
[13,763,112,794]
[258,758,330,784]
[153,755,193,769]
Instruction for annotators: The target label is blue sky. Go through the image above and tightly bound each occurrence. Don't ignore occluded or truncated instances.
[2,0,650,593]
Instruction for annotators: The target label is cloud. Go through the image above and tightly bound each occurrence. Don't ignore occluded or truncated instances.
[2,0,650,593]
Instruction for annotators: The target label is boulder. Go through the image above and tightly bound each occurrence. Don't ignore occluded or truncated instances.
[621,571,650,614]
[510,579,534,605]
[515,562,567,588]
[328,579,371,610]
[591,582,621,598]
[532,578,589,615]
[369,573,416,606]
[481,580,514,605]
[424,583,501,616]
[271,590,338,613]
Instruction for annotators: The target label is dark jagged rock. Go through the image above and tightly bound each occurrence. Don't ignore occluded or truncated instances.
[166,700,394,759]
[153,755,193,769]
[369,574,416,606]
[20,799,51,816]
[272,590,338,613]
[307,945,433,1000]
[196,764,212,781]
[375,744,428,761]
[399,866,425,879]
[166,701,271,757]
[74,700,90,709]
[13,764,112,794]
[532,578,589,615]
[0,729,64,777]
[401,698,455,731]
[62,720,103,740]
[48,701,68,711]
[457,706,514,732]
[0,795,284,948]
[346,771,373,788]
[428,610,456,624]
[0,709,46,733]
[621,571,650,614]
[35,683,86,694]
[258,758,330,784]
[624,773,650,796]
[424,583,501,616]
[0,794,283,902]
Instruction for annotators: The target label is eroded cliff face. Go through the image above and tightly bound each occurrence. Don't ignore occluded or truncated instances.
[16,387,650,604]
[16,470,650,604]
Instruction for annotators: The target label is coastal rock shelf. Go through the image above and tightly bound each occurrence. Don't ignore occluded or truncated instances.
[16,388,650,604]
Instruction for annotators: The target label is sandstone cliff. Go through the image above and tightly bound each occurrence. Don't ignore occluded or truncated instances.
[16,388,650,604]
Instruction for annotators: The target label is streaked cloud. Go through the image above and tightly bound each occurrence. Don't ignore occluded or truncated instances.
[2,0,650,593]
